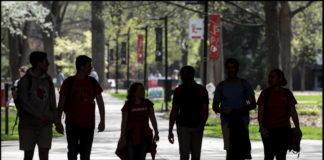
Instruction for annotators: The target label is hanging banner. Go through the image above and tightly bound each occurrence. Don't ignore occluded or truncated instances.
[155,28,163,62]
[209,14,220,60]
[109,49,114,63]
[137,34,144,63]
[121,42,127,64]
[189,19,204,39]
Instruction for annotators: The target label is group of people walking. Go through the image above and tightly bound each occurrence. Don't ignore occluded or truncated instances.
[14,51,301,160]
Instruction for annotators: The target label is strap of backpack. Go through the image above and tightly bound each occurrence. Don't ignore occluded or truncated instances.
[240,79,247,99]
[64,76,74,113]
[219,81,224,102]
[89,76,97,98]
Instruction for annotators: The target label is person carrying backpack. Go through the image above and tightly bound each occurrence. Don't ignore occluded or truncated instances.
[257,69,302,160]
[17,51,58,160]
[212,58,256,160]
[56,55,105,160]
[116,82,159,160]
[168,66,209,160]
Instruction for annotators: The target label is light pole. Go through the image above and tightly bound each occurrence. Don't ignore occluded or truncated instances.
[115,32,119,93]
[106,37,116,84]
[150,16,169,111]
[134,26,148,91]
[117,31,130,92]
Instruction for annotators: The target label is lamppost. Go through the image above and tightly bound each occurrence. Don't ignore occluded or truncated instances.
[119,28,131,89]
[150,16,169,111]
[134,26,148,91]
[185,1,208,86]
[106,37,116,84]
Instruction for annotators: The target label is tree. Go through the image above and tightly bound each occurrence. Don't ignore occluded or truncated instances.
[92,1,107,89]
[1,1,52,82]
[41,1,69,77]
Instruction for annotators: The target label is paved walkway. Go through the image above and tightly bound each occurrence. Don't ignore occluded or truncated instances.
[2,92,322,160]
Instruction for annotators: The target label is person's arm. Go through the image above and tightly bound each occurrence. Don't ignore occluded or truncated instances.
[235,95,256,113]
[56,94,66,134]
[168,104,179,144]
[149,106,159,142]
[96,94,105,132]
[198,103,209,131]
[120,111,128,146]
[257,104,268,136]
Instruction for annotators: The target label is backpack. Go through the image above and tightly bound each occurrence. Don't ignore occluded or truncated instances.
[63,76,97,113]
[12,74,55,134]
[263,87,302,157]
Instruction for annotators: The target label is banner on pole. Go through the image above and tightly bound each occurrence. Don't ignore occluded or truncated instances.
[137,34,144,63]
[155,28,163,62]
[189,19,204,39]
[109,49,114,63]
[121,42,126,64]
[209,14,220,60]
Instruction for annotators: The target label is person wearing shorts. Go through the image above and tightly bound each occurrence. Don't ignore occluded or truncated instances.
[18,51,59,160]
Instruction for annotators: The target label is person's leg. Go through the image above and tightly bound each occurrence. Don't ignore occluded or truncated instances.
[66,121,80,160]
[24,149,35,160]
[126,132,135,160]
[274,127,290,160]
[221,123,230,160]
[177,126,191,160]
[138,138,148,160]
[38,148,49,160]
[262,130,275,160]
[79,126,95,160]
[19,127,37,160]
[190,128,203,160]
[37,125,53,160]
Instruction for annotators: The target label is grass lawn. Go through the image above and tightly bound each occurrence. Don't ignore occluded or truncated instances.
[204,119,322,140]
[109,92,322,140]
[1,112,63,141]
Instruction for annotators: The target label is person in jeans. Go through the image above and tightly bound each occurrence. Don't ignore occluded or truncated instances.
[56,55,105,160]
[118,82,159,160]
[212,58,256,160]
[18,51,58,160]
[168,66,209,160]
[257,69,302,160]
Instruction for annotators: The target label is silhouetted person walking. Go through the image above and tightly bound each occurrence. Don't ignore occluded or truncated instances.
[257,69,302,160]
[56,55,105,160]
[212,58,256,160]
[168,66,209,160]
[17,51,58,160]
[117,82,159,160]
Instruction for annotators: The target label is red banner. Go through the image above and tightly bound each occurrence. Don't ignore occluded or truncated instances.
[209,14,220,60]
[137,34,144,63]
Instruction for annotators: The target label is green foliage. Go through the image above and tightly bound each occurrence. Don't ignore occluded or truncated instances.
[54,30,92,76]
[291,1,322,68]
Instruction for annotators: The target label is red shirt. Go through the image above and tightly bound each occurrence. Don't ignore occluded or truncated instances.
[60,76,103,128]
[121,99,154,144]
[257,87,297,129]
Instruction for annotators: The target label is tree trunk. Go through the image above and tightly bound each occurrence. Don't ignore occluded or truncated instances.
[279,1,293,90]
[180,29,188,66]
[42,1,57,78]
[8,21,32,84]
[9,34,20,83]
[300,62,305,91]
[264,2,280,76]
[91,1,107,89]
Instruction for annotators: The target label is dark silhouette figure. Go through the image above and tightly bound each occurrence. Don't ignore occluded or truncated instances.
[257,69,302,160]
[56,55,105,160]
[168,66,209,160]
[212,58,256,160]
[17,51,58,160]
[116,82,159,160]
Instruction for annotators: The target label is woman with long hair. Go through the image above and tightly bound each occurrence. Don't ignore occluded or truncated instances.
[118,83,159,160]
[257,69,302,160]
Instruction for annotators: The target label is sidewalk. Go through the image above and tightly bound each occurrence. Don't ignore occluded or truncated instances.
[1,92,322,160]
